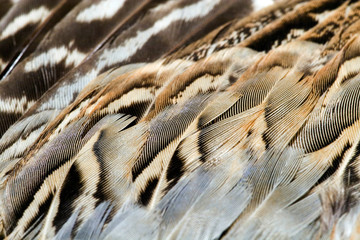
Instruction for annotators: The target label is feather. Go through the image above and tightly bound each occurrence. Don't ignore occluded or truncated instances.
[2,0,360,239]
[0,0,256,138]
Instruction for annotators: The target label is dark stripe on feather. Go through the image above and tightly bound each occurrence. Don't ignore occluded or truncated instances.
[316,142,351,186]
[53,165,83,233]
[138,177,159,206]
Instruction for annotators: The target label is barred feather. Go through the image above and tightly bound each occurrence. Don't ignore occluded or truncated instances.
[2,0,360,239]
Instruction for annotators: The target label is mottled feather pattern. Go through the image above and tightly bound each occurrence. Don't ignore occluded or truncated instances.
[0,0,255,137]
[1,0,360,239]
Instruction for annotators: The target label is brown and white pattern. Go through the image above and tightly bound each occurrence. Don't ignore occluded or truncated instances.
[2,0,360,239]
[0,0,80,76]
[0,0,256,138]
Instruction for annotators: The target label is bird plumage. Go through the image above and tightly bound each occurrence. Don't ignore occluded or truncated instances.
[1,0,360,239]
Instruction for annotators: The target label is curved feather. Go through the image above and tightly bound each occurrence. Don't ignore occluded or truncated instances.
[2,0,360,239]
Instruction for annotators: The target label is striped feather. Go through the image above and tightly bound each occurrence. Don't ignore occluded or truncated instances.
[0,0,255,137]
[2,0,360,239]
